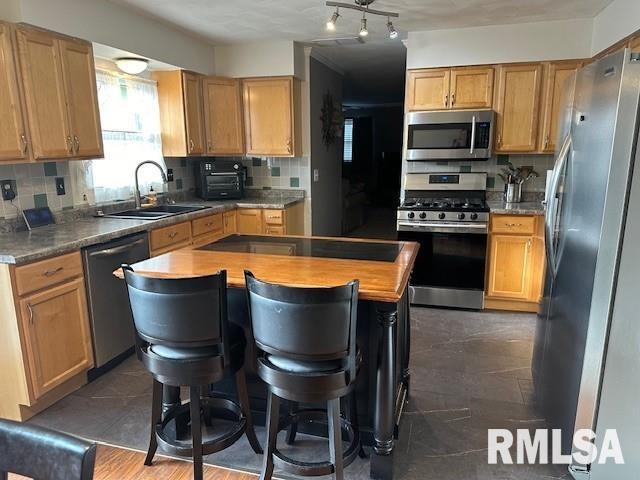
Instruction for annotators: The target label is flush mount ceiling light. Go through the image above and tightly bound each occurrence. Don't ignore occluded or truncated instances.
[115,57,149,75]
[325,0,399,39]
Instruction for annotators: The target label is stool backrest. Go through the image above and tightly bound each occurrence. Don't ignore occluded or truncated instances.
[0,418,96,480]
[244,271,358,378]
[123,266,229,355]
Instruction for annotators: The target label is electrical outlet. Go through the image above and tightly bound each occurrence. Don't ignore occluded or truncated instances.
[1,180,16,201]
[55,177,65,195]
[167,168,174,182]
[313,169,320,182]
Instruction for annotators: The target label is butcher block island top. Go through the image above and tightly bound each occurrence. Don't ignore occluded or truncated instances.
[115,234,419,303]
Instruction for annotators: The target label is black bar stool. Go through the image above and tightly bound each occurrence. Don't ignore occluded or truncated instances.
[123,266,262,480]
[0,419,97,480]
[244,271,363,480]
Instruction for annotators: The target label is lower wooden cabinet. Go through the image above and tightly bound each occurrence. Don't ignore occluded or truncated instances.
[149,221,192,257]
[223,210,237,233]
[237,209,263,234]
[485,214,545,312]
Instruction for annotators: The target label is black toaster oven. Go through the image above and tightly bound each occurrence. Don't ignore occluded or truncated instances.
[195,159,245,200]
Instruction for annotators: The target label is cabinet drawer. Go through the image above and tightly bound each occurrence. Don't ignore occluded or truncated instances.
[263,209,284,225]
[192,231,222,248]
[150,221,192,253]
[192,213,222,237]
[264,225,285,235]
[14,251,84,296]
[491,215,536,235]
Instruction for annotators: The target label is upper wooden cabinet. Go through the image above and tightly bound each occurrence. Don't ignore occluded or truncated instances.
[243,76,301,157]
[538,61,580,153]
[14,25,103,161]
[153,70,206,157]
[202,77,244,156]
[0,22,29,162]
[493,63,543,153]
[406,67,494,111]
[631,36,640,53]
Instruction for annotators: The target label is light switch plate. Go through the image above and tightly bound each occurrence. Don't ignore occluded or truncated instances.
[313,169,319,182]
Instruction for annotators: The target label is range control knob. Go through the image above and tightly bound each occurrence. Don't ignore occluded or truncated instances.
[470,213,478,220]
[408,212,415,219]
[419,212,427,219]
[438,212,446,220]
[458,213,466,220]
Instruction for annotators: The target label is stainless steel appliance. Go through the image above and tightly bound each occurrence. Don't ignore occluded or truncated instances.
[397,172,488,309]
[82,233,150,369]
[533,49,640,479]
[406,110,494,161]
[195,159,245,200]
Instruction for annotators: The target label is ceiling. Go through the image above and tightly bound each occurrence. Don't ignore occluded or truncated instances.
[109,0,614,103]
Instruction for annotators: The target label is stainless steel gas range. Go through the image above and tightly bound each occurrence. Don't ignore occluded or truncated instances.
[397,172,488,309]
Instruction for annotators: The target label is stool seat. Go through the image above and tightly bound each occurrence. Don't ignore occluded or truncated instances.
[266,355,343,373]
[150,324,246,360]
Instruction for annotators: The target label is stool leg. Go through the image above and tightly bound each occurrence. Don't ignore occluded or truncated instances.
[200,386,213,428]
[328,398,344,480]
[286,401,299,445]
[260,391,280,480]
[235,367,263,454]
[189,386,203,480]
[348,392,368,459]
[144,379,162,466]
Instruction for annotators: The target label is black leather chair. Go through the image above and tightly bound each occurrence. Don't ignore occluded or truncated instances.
[122,266,262,480]
[0,419,96,480]
[244,271,363,480]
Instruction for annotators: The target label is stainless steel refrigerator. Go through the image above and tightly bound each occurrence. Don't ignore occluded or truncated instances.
[533,48,640,479]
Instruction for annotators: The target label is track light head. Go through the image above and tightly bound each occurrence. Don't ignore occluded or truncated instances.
[387,19,398,39]
[326,9,339,31]
[359,16,368,37]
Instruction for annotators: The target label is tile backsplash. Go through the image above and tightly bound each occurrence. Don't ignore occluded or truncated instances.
[243,157,310,191]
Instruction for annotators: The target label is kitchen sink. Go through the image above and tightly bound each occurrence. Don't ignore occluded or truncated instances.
[102,204,210,220]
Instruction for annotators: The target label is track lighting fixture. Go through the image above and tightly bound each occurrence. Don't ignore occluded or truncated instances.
[387,18,398,39]
[326,8,340,30]
[359,14,368,37]
[324,1,399,39]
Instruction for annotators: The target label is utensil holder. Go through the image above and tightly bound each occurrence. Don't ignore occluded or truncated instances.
[505,183,522,203]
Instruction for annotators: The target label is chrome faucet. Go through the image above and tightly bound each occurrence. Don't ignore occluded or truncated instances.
[134,160,168,209]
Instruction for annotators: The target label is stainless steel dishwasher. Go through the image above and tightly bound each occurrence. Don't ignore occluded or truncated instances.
[82,233,150,369]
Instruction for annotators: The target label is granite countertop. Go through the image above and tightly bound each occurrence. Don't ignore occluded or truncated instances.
[0,196,304,265]
[487,200,545,215]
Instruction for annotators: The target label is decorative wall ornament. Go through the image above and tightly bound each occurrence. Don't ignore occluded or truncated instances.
[320,91,343,149]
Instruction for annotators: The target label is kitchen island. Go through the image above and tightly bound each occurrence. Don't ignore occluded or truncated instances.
[116,234,418,480]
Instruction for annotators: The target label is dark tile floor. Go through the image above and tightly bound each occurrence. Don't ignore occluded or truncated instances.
[29,307,570,480]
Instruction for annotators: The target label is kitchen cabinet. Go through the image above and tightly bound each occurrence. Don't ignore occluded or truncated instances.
[237,209,263,234]
[0,22,29,162]
[243,77,301,157]
[203,77,244,156]
[629,36,640,54]
[0,250,93,420]
[494,64,543,153]
[154,70,206,157]
[149,221,192,257]
[191,213,224,247]
[15,25,103,160]
[223,210,237,234]
[538,61,580,153]
[406,66,493,111]
[485,214,545,312]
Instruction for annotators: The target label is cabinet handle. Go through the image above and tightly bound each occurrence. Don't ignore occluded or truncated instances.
[205,222,214,227]
[444,94,448,107]
[526,239,532,254]
[207,141,212,151]
[505,223,523,228]
[267,215,280,219]
[43,267,64,277]
[168,232,178,239]
[189,139,194,153]
[66,136,73,154]
[21,134,28,154]
[544,136,549,149]
[286,139,292,153]
[451,93,455,106]
[73,135,80,153]
[27,303,34,325]
[496,133,502,147]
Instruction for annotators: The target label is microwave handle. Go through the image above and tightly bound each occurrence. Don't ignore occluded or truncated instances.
[470,115,476,155]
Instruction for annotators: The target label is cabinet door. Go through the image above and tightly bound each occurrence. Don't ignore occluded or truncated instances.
[0,23,29,161]
[19,278,93,399]
[243,77,294,156]
[16,27,71,159]
[487,234,533,300]
[538,62,579,153]
[182,71,205,155]
[223,210,237,234]
[203,77,244,155]
[406,69,450,111]
[449,67,494,109]
[59,39,103,158]
[236,209,263,234]
[631,36,640,54]
[494,64,543,153]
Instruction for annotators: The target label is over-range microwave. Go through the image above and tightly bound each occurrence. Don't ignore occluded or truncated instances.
[405,110,494,161]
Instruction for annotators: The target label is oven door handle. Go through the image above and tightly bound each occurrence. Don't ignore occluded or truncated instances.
[470,115,476,155]
[397,222,488,234]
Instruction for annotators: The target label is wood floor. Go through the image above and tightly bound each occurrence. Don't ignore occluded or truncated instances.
[9,444,258,480]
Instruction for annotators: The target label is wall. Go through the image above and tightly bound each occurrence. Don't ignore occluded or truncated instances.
[0,0,21,22]
[214,41,299,78]
[591,0,640,55]
[309,57,344,236]
[406,18,593,69]
[6,0,215,73]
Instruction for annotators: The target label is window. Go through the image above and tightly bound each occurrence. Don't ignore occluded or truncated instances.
[87,69,165,203]
[343,118,354,163]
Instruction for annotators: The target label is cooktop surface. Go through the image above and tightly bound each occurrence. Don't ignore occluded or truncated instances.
[198,234,402,262]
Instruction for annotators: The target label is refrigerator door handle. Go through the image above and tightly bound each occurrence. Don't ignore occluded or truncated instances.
[545,134,572,278]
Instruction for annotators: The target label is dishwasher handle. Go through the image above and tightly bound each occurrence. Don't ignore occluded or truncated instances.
[89,238,147,258]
